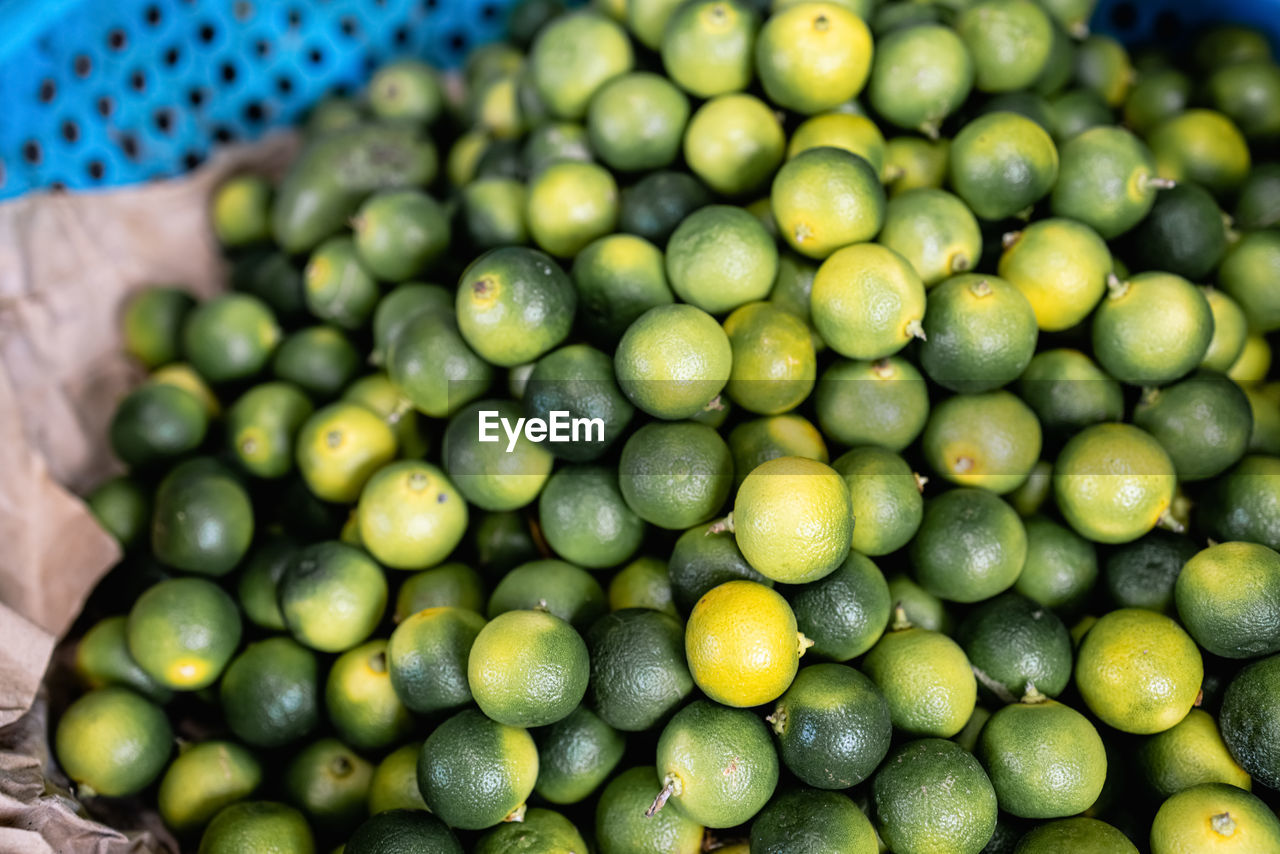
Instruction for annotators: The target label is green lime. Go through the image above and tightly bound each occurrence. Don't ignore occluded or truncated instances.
[525,160,619,258]
[723,302,816,415]
[1054,423,1177,544]
[1015,515,1098,612]
[730,415,828,488]
[979,696,1107,818]
[751,788,878,854]
[877,188,982,287]
[387,310,494,419]
[1176,541,1280,659]
[1104,529,1197,614]
[418,708,539,829]
[352,190,449,282]
[872,738,998,854]
[469,71,527,140]
[530,10,633,119]
[1154,784,1280,853]
[919,274,1038,393]
[1075,34,1134,106]
[182,292,280,383]
[1220,653,1280,789]
[220,637,320,748]
[755,2,873,114]
[234,536,294,631]
[950,112,1059,221]
[367,743,429,815]
[461,177,528,250]
[325,640,411,751]
[571,234,674,344]
[302,237,379,331]
[1009,460,1053,518]
[886,573,954,633]
[109,382,208,469]
[959,592,1072,699]
[614,304,732,420]
[911,488,1027,603]
[127,577,240,691]
[370,282,451,367]
[356,460,467,569]
[770,663,891,788]
[280,541,387,652]
[814,356,930,451]
[1126,182,1228,281]
[1148,109,1251,197]
[456,246,576,365]
[230,250,306,325]
[868,25,973,136]
[394,562,486,621]
[55,687,172,797]
[1220,230,1280,334]
[75,615,172,703]
[283,738,373,835]
[475,807,587,854]
[387,605,485,715]
[980,91,1055,132]
[158,741,262,834]
[999,218,1110,331]
[1235,163,1280,230]
[771,147,884,259]
[587,72,689,172]
[956,0,1054,92]
[811,243,924,360]
[368,58,442,122]
[1092,272,1214,386]
[787,113,886,176]
[1016,818,1137,853]
[211,174,270,247]
[523,344,635,461]
[883,135,950,196]
[468,609,589,727]
[1048,87,1114,141]
[660,0,757,97]
[1124,67,1191,135]
[1016,349,1124,435]
[1134,371,1252,481]
[87,476,151,550]
[1204,454,1280,550]
[226,382,313,479]
[1076,608,1203,734]
[653,699,779,828]
[1202,288,1249,373]
[123,286,195,369]
[863,616,977,737]
[732,456,852,584]
[150,459,253,576]
[587,608,693,730]
[296,401,397,503]
[1051,126,1163,240]
[619,421,733,530]
[666,204,778,314]
[683,94,785,196]
[923,391,1042,494]
[539,465,646,568]
[832,446,922,556]
[534,707,625,804]
[487,558,606,629]
[347,810,462,854]
[609,556,677,615]
[1139,709,1251,798]
[442,400,553,511]
[668,521,772,616]
[596,767,703,854]
[271,323,357,400]
[197,802,314,854]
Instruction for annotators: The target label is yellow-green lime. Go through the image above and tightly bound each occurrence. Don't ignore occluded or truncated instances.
[197,802,314,854]
[956,0,1054,93]
[1175,541,1280,659]
[182,292,281,383]
[755,2,873,114]
[55,687,173,798]
[730,414,828,488]
[487,558,606,629]
[394,561,486,621]
[474,807,587,854]
[283,738,373,835]
[872,738,998,854]
[999,218,1110,331]
[279,541,387,653]
[418,708,539,830]
[325,640,411,751]
[1015,817,1138,853]
[771,147,886,259]
[468,609,589,727]
[1054,422,1177,544]
[814,356,930,451]
[863,616,977,737]
[788,113,886,176]
[877,188,982,287]
[811,243,924,360]
[296,402,397,504]
[667,204,778,315]
[75,615,172,703]
[367,743,429,815]
[1138,709,1251,798]
[683,94,785,196]
[227,382,314,480]
[615,304,732,420]
[587,72,689,172]
[357,461,467,570]
[127,577,241,691]
[1093,272,1214,386]
[123,286,195,369]
[919,274,1038,393]
[1202,288,1249,373]
[832,446,923,556]
[950,112,1059,221]
[750,788,878,854]
[158,741,263,834]
[660,0,758,98]
[722,302,816,415]
[1150,783,1280,854]
[596,767,703,854]
[456,246,577,365]
[1148,109,1251,197]
[525,161,619,258]
[387,606,486,715]
[923,391,1043,494]
[608,556,677,615]
[1015,515,1099,612]
[530,10,633,119]
[869,26,973,136]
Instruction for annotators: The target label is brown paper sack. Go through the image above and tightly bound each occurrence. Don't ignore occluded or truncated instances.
[0,132,298,854]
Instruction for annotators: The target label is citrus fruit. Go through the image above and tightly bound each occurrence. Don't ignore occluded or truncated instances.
[1103,529,1197,614]
[918,274,1038,393]
[615,304,732,420]
[1125,181,1228,281]
[787,113,886,176]
[525,161,620,258]
[1076,608,1204,734]
[863,614,977,737]
[1075,34,1134,106]
[832,446,922,556]
[393,561,486,620]
[1124,67,1191,135]
[723,303,817,415]
[356,460,467,569]
[877,188,982,287]
[596,767,703,854]
[352,190,449,282]
[1220,653,1280,789]
[87,477,151,550]
[460,177,529,250]
[1016,817,1138,853]
[660,0,757,97]
[525,342,636,461]
[443,399,554,511]
[55,687,173,798]
[1149,783,1280,854]
[686,579,807,707]
[770,663,891,789]
[666,204,778,314]
[570,235,674,350]
[1219,230,1280,334]
[1134,371,1252,481]
[667,521,772,615]
[220,637,319,749]
[618,170,712,245]
[923,391,1043,494]
[283,738,373,835]
[1203,455,1280,550]
[1176,541,1280,660]
[475,808,587,854]
[302,237,380,331]
[324,640,411,752]
[911,488,1027,603]
[732,456,853,584]
[814,356,930,451]
[123,287,195,369]
[1202,288,1250,373]
[872,738,998,854]
[150,458,254,576]
[811,243,925,360]
[182,292,281,383]
[652,699,779,828]
[296,402,397,504]
[683,94,785,196]
[279,541,387,652]
[417,708,539,830]
[468,609,589,727]
[158,741,263,834]
[1148,109,1251,197]
[1234,163,1280,230]
[1053,422,1178,544]
[998,218,1110,331]
[530,10,633,119]
[1015,515,1098,612]
[387,605,485,715]
[539,465,647,568]
[126,577,241,691]
[347,810,463,854]
[883,135,951,196]
[270,320,356,400]
[367,743,429,815]
[1017,349,1124,435]
[197,802,314,854]
[487,558,605,629]
[75,615,172,703]
[619,421,733,530]
[755,2,872,114]
[868,25,973,136]
[959,592,1072,699]
[456,246,577,365]
[783,549,890,660]
[534,707,625,804]
[1047,89,1113,140]
[608,556,676,615]
[587,72,689,172]
[1139,709,1251,798]
[956,0,1054,93]
[949,112,1059,221]
[750,788,878,854]
[368,58,443,122]
[886,573,954,634]
[211,174,270,247]
[109,382,208,469]
[226,382,314,479]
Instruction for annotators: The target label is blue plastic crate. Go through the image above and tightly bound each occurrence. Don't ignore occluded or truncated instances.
[0,0,1277,200]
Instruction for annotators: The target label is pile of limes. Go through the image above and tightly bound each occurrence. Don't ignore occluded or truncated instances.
[61,1,1280,852]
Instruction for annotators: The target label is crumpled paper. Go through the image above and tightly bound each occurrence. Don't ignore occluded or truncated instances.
[0,132,298,854]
